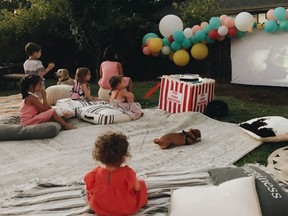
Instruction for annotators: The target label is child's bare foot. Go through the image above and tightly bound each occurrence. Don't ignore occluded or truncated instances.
[63,123,77,130]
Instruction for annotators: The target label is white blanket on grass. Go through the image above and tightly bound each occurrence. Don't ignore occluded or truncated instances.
[0,109,262,215]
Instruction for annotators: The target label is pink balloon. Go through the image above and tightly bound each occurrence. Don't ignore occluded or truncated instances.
[220,14,228,25]
[200,22,209,29]
[192,25,201,34]
[224,17,235,28]
[146,37,152,45]
[267,9,276,20]
[143,47,151,55]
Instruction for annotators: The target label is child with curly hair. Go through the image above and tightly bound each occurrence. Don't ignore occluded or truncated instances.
[71,67,97,101]
[19,74,76,130]
[109,75,143,120]
[84,131,147,215]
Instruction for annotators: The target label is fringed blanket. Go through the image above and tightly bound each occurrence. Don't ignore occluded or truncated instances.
[0,94,263,215]
[0,168,210,215]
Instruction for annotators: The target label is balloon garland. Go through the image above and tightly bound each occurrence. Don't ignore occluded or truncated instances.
[142,7,288,66]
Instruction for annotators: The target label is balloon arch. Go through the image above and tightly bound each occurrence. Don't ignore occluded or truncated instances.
[142,7,288,66]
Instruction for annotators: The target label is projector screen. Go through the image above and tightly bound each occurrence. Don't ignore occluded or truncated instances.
[231,29,288,87]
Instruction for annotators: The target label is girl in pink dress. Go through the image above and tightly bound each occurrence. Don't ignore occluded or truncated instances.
[109,75,143,120]
[19,74,76,130]
[84,131,147,216]
[98,46,132,91]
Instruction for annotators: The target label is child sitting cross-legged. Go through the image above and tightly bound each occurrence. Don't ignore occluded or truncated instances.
[84,131,148,216]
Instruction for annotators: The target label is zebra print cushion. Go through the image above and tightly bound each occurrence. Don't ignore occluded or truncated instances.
[76,104,131,125]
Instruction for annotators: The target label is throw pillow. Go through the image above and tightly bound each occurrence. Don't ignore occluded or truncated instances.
[76,104,131,125]
[209,166,288,216]
[0,122,62,141]
[169,176,262,216]
[239,116,288,142]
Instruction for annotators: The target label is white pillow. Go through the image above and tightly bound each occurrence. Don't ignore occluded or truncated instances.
[169,176,262,216]
[76,104,131,125]
[239,116,288,142]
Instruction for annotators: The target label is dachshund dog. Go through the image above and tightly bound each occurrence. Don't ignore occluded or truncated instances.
[154,128,201,149]
[55,69,74,85]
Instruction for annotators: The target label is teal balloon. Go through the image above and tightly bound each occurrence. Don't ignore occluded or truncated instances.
[279,20,288,31]
[142,33,158,44]
[264,20,278,33]
[195,30,206,42]
[203,24,211,33]
[162,37,171,46]
[190,36,199,44]
[209,17,221,29]
[274,7,287,21]
[237,30,246,38]
[173,31,184,42]
[170,41,181,51]
[181,38,192,49]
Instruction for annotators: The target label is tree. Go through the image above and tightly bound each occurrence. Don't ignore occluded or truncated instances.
[0,0,80,77]
[175,0,220,26]
[67,0,182,79]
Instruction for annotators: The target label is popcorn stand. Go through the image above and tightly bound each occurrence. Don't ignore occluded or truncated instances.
[158,75,215,113]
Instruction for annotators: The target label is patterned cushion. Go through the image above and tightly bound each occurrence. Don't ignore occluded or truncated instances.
[239,116,288,142]
[76,104,131,125]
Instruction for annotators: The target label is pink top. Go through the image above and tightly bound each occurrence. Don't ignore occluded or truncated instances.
[19,97,53,126]
[98,61,119,89]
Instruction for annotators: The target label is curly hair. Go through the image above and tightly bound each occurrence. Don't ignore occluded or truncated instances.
[92,131,131,165]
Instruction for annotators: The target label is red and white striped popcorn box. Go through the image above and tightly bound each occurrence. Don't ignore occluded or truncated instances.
[158,75,215,113]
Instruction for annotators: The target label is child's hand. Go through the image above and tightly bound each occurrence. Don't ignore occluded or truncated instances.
[47,62,55,71]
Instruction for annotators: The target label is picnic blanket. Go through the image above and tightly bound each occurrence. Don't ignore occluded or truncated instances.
[0,94,263,215]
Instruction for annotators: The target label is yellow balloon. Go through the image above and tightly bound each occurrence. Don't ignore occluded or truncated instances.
[191,43,208,60]
[173,50,190,66]
[148,38,163,53]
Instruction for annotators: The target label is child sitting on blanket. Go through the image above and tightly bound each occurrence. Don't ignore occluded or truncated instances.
[71,67,98,101]
[109,75,143,120]
[84,131,147,215]
[19,74,76,130]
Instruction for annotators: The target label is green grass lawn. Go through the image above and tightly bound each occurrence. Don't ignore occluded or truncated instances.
[1,78,287,166]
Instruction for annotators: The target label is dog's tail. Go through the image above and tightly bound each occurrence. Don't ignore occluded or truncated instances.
[153,138,160,144]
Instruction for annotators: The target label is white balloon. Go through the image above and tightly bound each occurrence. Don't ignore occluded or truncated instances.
[159,14,183,37]
[183,28,193,38]
[162,46,171,55]
[217,25,228,36]
[235,12,254,32]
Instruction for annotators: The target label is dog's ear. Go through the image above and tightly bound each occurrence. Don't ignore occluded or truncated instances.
[192,129,201,139]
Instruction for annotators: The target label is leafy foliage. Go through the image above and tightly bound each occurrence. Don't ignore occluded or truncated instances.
[175,0,220,26]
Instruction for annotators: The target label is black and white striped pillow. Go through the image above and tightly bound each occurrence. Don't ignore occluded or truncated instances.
[76,104,131,125]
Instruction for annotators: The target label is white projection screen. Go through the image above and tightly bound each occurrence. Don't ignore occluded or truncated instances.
[231,29,288,87]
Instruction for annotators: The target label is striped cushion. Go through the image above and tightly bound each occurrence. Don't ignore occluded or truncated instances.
[76,104,131,125]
